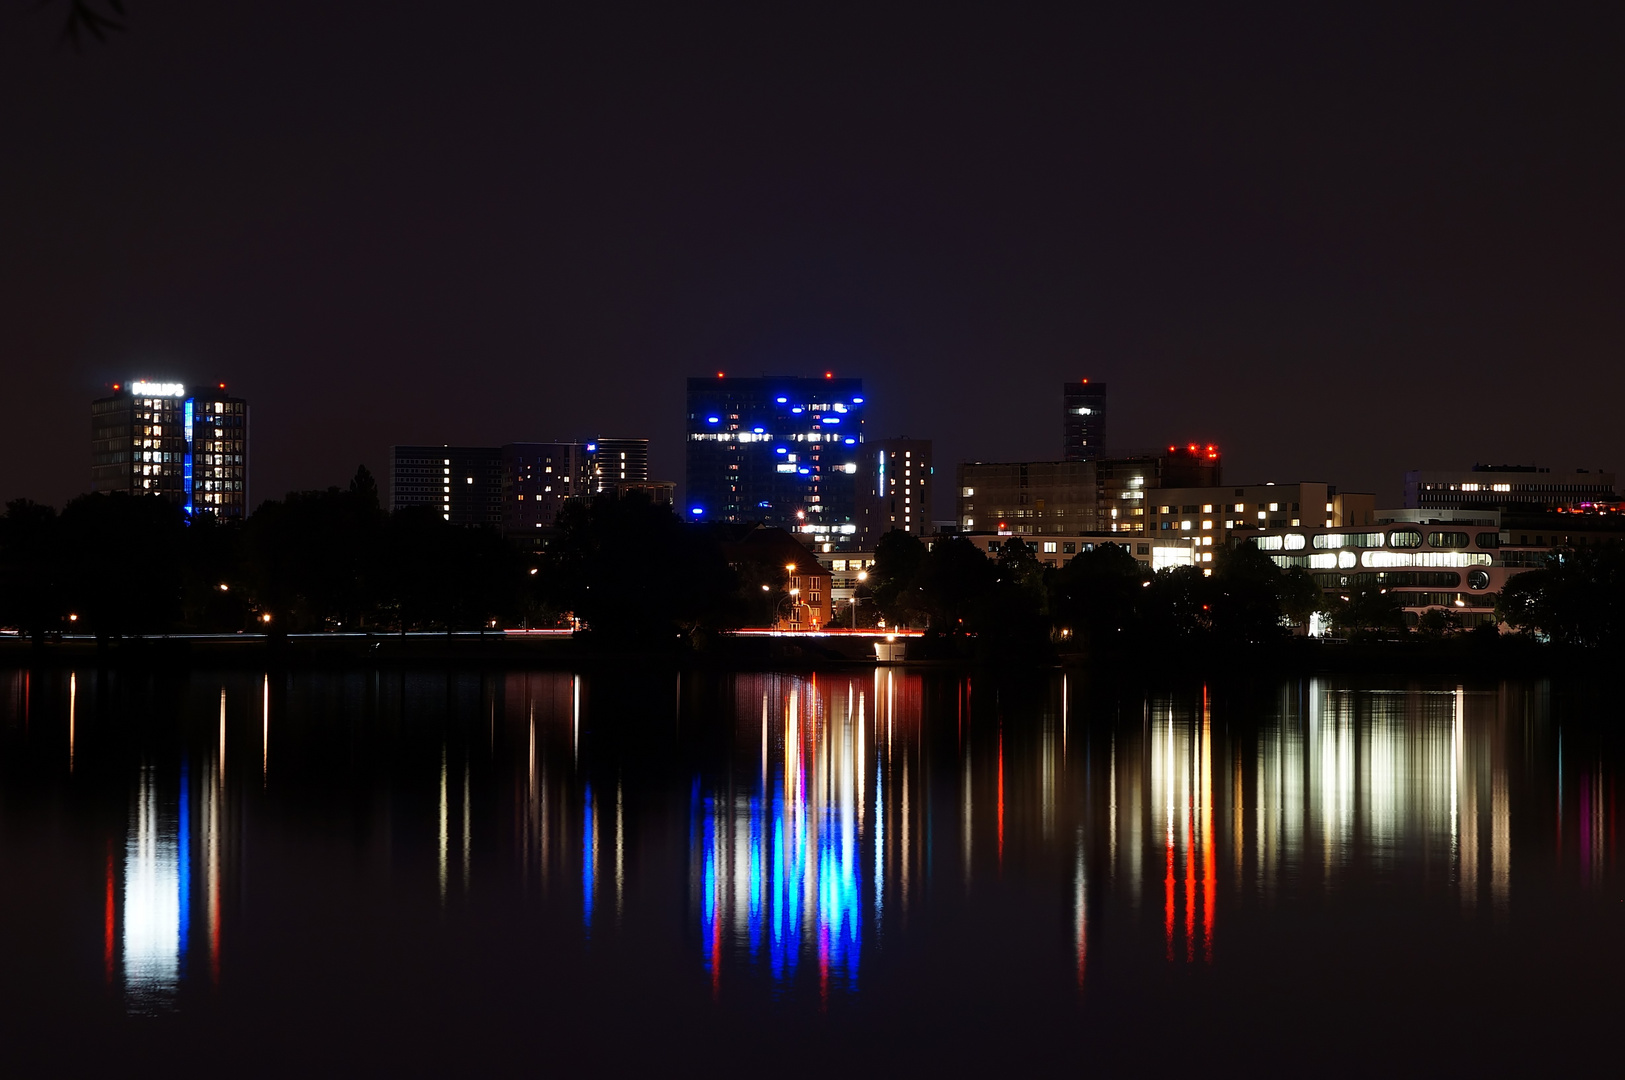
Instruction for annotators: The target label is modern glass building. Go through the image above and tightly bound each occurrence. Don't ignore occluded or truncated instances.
[91,381,249,518]
[685,375,866,538]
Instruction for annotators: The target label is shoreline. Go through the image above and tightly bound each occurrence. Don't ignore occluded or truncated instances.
[0,630,1602,677]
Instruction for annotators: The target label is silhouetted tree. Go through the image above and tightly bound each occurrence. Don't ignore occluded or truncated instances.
[56,492,186,640]
[869,530,929,627]
[1048,542,1148,651]
[1206,542,1289,644]
[543,493,738,645]
[0,499,63,642]
[1329,580,1406,636]
[1498,544,1625,647]
[1278,566,1324,630]
[241,467,388,630]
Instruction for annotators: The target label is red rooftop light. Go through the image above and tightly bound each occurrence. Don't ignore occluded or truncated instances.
[716,371,725,378]
[825,371,833,379]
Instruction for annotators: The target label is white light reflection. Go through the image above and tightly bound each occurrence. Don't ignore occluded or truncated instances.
[124,766,179,1011]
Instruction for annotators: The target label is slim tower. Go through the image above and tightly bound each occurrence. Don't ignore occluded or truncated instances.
[1063,380,1106,461]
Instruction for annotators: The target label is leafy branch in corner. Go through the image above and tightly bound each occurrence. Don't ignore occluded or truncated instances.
[42,0,126,50]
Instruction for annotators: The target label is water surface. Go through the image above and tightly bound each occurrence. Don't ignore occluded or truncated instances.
[0,667,1617,1074]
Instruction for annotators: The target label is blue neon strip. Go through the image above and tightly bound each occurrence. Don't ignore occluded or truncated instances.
[182,398,195,516]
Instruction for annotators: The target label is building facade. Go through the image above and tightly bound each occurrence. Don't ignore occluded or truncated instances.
[390,445,504,525]
[1062,379,1106,461]
[685,375,866,540]
[499,442,594,534]
[859,437,933,546]
[590,438,650,489]
[1145,483,1376,569]
[957,445,1222,538]
[91,380,249,519]
[1404,465,1616,512]
[1246,512,1533,629]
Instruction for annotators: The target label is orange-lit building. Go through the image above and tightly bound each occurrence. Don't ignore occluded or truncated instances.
[719,525,834,630]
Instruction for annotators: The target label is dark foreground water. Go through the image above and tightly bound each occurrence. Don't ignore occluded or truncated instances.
[0,666,1618,1075]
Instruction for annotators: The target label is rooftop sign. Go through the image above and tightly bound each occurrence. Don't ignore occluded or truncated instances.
[130,381,188,398]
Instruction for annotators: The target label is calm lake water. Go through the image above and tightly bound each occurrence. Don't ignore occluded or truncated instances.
[0,666,1618,1075]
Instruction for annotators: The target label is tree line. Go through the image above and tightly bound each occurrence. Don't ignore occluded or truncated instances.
[3,468,1621,652]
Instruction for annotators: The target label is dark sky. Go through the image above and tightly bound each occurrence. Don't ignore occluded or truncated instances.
[4,2,1624,514]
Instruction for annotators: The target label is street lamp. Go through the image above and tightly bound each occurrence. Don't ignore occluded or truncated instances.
[851,570,869,629]
[776,587,802,629]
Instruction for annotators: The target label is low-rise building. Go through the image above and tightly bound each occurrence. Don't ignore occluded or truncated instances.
[957,532,1201,572]
[1246,512,1538,628]
[957,445,1222,538]
[720,525,834,630]
[1147,483,1375,565]
[1405,464,1615,512]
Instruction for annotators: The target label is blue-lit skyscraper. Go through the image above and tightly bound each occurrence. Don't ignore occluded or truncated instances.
[685,375,866,537]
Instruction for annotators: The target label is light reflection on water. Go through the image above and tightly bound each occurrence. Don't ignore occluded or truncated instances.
[0,666,1612,1036]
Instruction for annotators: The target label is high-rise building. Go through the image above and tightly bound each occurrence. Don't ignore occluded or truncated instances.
[589,438,650,489]
[390,445,504,525]
[1063,380,1106,461]
[91,380,249,519]
[859,437,933,545]
[685,374,866,539]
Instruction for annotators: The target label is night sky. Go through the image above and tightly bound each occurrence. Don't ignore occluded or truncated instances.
[4,2,1624,514]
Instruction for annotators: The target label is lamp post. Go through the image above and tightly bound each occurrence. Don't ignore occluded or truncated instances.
[776,588,801,629]
[852,569,868,629]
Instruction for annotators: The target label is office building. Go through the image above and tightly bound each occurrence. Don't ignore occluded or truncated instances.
[91,380,249,519]
[957,460,1099,535]
[500,442,594,534]
[1063,379,1106,461]
[393,438,666,535]
[1146,483,1375,569]
[1404,464,1616,512]
[1246,513,1533,629]
[390,445,504,525]
[859,437,933,545]
[957,445,1221,538]
[685,374,866,539]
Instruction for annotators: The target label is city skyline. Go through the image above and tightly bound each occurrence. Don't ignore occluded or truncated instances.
[6,6,1625,513]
